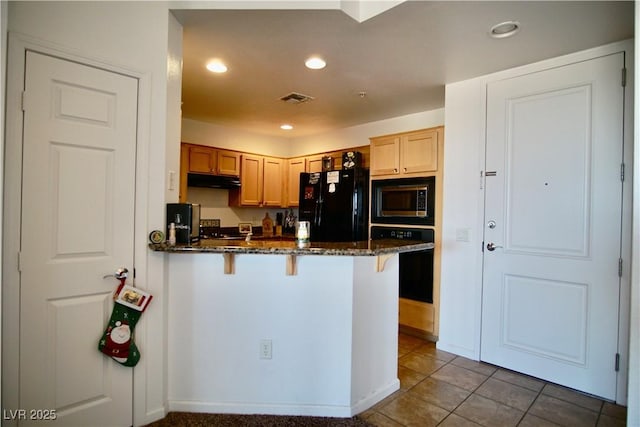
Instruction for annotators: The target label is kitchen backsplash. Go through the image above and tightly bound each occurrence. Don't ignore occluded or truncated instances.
[186,187,297,228]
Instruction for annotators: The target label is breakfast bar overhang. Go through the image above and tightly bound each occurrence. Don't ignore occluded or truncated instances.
[150,239,431,417]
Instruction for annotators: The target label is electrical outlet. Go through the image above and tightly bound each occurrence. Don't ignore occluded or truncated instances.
[260,339,272,359]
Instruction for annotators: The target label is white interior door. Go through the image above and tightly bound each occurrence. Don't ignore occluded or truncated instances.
[19,51,138,426]
[481,53,624,400]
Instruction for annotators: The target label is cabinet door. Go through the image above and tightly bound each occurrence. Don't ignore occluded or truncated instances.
[239,154,263,206]
[263,156,284,207]
[286,157,306,207]
[370,136,400,176]
[188,145,216,174]
[217,150,240,176]
[179,143,189,202]
[306,154,324,173]
[401,130,438,174]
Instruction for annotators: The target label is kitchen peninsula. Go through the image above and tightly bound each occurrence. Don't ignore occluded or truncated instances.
[150,238,431,417]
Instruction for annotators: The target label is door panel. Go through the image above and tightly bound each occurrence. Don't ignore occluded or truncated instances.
[505,86,592,257]
[20,51,137,426]
[481,53,623,400]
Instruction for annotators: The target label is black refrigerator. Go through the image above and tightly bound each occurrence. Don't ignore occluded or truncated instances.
[298,168,369,242]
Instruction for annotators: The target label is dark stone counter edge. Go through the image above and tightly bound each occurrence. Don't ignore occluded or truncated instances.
[148,239,433,256]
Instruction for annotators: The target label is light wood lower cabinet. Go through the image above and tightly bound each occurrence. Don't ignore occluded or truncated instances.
[399,299,435,334]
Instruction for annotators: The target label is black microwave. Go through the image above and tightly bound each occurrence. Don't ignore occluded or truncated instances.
[371,177,435,225]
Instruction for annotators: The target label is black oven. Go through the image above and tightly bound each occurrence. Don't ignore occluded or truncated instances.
[371,226,434,303]
[371,177,435,226]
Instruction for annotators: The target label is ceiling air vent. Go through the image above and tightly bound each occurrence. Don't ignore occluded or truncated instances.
[279,92,315,104]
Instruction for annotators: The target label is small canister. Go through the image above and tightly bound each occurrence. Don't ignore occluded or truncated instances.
[295,221,311,248]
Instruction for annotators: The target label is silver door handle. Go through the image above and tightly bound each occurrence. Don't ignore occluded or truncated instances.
[103,267,128,280]
[486,243,502,251]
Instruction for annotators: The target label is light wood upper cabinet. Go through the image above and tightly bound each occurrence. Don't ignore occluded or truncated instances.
[188,145,217,174]
[186,144,240,176]
[216,150,241,176]
[229,154,285,207]
[306,154,324,173]
[286,157,306,207]
[370,136,400,176]
[370,128,441,177]
[263,156,284,207]
[402,130,438,174]
[182,143,369,207]
[235,154,263,206]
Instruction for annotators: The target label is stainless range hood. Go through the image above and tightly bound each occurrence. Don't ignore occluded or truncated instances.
[187,173,241,189]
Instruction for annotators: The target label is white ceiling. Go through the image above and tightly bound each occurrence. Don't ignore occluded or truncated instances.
[172,1,634,138]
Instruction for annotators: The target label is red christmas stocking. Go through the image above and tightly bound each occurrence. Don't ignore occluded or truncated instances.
[98,303,143,367]
[98,279,152,367]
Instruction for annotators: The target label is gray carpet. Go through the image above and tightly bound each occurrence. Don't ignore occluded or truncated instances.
[144,412,374,426]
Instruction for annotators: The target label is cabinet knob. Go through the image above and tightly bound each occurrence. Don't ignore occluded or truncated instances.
[393,168,398,173]
[403,167,407,172]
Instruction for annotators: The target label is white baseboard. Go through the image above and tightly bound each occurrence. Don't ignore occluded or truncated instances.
[167,379,400,419]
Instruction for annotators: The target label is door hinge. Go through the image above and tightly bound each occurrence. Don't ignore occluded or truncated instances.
[481,241,485,252]
[618,258,623,277]
[621,163,625,182]
[622,68,627,87]
[17,251,22,272]
[615,353,620,372]
[21,91,27,112]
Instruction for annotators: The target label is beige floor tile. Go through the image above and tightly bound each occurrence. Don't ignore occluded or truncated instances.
[431,364,489,392]
[438,413,483,426]
[398,334,425,352]
[398,365,427,390]
[379,392,450,427]
[364,412,405,427]
[398,352,446,376]
[361,389,405,416]
[451,356,498,376]
[454,394,524,427]
[601,402,627,420]
[541,384,604,413]
[597,413,627,427]
[491,369,545,392]
[474,378,538,412]
[413,342,457,362]
[528,394,599,426]
[409,377,471,412]
[518,413,561,426]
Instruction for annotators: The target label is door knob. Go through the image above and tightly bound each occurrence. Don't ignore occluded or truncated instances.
[486,243,502,252]
[103,267,128,280]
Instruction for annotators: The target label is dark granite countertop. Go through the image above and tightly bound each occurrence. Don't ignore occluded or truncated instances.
[149,238,432,256]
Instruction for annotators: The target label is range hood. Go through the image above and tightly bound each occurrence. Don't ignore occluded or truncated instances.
[187,173,241,189]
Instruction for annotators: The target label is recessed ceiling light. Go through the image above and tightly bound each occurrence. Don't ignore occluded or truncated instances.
[305,57,326,70]
[206,60,228,73]
[280,124,293,130]
[490,21,520,39]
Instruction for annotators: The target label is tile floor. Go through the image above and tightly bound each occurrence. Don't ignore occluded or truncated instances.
[358,333,627,427]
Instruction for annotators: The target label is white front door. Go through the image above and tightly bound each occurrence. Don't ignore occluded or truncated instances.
[481,53,625,400]
[19,51,138,426]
